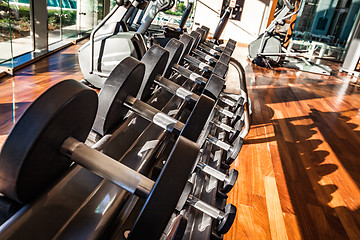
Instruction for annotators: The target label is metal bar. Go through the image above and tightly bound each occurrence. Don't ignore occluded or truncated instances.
[155,75,200,102]
[124,96,185,133]
[197,162,226,181]
[61,137,154,198]
[172,64,207,85]
[187,195,224,220]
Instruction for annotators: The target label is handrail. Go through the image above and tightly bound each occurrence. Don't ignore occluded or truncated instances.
[89,1,141,74]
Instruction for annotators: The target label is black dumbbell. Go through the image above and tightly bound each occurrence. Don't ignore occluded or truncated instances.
[162,38,243,112]
[179,33,230,79]
[175,182,236,234]
[190,30,234,59]
[171,62,244,115]
[198,26,237,53]
[94,57,238,193]
[190,30,234,63]
[154,75,243,145]
[0,80,235,239]
[138,44,243,140]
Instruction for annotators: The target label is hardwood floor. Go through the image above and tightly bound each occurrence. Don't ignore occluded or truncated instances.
[0,41,85,148]
[0,41,360,239]
[225,46,360,240]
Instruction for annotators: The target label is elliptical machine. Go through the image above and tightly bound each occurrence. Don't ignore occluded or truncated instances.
[248,0,332,75]
[78,0,180,88]
[78,0,148,88]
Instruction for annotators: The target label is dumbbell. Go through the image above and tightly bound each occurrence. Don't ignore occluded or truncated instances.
[191,30,234,60]
[154,75,243,145]
[198,26,237,54]
[137,45,245,165]
[138,44,243,142]
[190,30,234,64]
[0,80,235,239]
[178,33,230,79]
[176,182,236,234]
[163,38,243,112]
[171,62,244,116]
[93,56,238,192]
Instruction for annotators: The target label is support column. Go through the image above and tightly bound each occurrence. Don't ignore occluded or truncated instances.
[31,0,48,52]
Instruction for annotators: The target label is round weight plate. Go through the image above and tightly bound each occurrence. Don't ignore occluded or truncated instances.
[164,38,184,78]
[179,34,194,62]
[200,26,210,39]
[181,94,215,142]
[228,120,243,145]
[93,57,145,135]
[213,61,228,78]
[217,203,236,234]
[140,45,169,101]
[226,136,243,165]
[222,169,238,193]
[190,31,201,50]
[196,28,207,42]
[218,53,231,65]
[0,80,98,203]
[203,74,225,100]
[128,136,199,240]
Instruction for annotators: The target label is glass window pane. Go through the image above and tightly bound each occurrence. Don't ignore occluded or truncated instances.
[62,1,77,40]
[9,0,32,56]
[0,1,13,64]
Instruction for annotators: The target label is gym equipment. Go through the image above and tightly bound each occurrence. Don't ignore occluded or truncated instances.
[199,25,237,53]
[196,26,237,54]
[340,14,360,78]
[179,33,232,78]
[154,75,242,140]
[176,182,236,234]
[78,0,148,88]
[0,80,235,239]
[248,0,332,75]
[94,56,238,193]
[158,38,241,116]
[92,56,214,142]
[171,62,242,113]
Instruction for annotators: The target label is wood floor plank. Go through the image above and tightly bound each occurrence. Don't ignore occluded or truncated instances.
[265,175,289,240]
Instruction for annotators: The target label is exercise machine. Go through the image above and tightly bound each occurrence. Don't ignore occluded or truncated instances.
[248,0,332,75]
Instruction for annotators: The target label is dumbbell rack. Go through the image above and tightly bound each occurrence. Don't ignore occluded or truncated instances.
[0,27,250,239]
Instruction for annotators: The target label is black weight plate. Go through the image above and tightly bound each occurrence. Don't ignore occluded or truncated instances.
[218,53,231,65]
[140,45,169,101]
[0,80,98,203]
[196,27,207,42]
[223,47,233,56]
[200,26,210,40]
[222,169,238,193]
[128,136,199,240]
[175,182,193,211]
[217,203,236,234]
[93,57,145,135]
[181,94,215,142]
[226,136,244,165]
[179,34,194,62]
[228,39,236,46]
[213,61,228,78]
[164,38,184,78]
[190,31,201,50]
[203,74,225,100]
